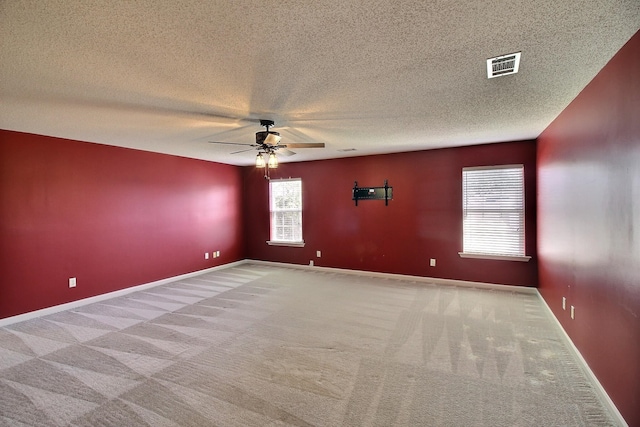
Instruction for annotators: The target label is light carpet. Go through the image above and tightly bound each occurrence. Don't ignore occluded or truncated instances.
[0,264,618,426]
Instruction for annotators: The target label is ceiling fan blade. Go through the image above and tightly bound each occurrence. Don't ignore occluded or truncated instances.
[263,133,282,146]
[277,148,296,156]
[40,94,259,125]
[208,141,254,146]
[204,123,256,141]
[279,126,316,143]
[282,142,325,148]
[230,148,257,155]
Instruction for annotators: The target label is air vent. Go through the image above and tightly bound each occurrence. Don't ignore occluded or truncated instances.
[338,148,357,152]
[487,52,521,78]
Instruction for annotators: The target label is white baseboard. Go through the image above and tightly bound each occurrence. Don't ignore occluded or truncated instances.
[0,260,246,328]
[536,292,628,426]
[246,259,538,294]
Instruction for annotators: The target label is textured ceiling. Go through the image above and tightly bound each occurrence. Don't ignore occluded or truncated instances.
[1,1,638,166]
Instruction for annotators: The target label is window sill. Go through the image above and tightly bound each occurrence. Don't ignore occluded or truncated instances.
[458,252,531,262]
[267,240,306,248]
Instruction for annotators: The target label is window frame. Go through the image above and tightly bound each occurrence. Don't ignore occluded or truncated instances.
[267,178,305,247]
[458,164,530,262]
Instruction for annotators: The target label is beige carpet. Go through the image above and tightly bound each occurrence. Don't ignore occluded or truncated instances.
[0,264,618,426]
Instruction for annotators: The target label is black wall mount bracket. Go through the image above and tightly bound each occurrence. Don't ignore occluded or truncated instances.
[352,180,393,206]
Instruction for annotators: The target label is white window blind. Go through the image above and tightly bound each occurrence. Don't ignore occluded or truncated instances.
[269,179,303,243]
[462,165,525,258]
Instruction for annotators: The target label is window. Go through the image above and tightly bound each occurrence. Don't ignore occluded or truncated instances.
[460,165,530,261]
[268,178,304,247]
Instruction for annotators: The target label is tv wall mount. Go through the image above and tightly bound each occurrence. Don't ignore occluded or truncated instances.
[352,180,393,206]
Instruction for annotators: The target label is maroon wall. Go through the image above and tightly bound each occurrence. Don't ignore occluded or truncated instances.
[244,141,537,287]
[537,31,640,425]
[0,130,244,319]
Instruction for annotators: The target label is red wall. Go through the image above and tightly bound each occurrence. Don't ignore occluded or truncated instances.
[244,141,537,287]
[0,130,244,319]
[537,31,640,425]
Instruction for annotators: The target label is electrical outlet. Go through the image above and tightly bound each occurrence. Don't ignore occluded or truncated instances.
[562,297,566,310]
[316,250,321,258]
[430,258,436,267]
[571,305,575,319]
[205,252,209,260]
[309,260,314,266]
[69,277,76,288]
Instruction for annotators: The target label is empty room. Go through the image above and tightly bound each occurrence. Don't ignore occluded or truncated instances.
[1,2,639,426]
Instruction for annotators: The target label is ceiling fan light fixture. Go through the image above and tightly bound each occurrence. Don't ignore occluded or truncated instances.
[267,152,278,168]
[255,153,266,168]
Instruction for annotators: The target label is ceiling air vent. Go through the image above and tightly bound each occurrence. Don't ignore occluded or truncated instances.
[487,52,521,78]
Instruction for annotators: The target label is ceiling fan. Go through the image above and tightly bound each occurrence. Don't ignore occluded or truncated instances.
[208,119,325,159]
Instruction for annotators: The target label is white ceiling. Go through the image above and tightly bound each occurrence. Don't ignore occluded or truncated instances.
[1,1,638,166]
